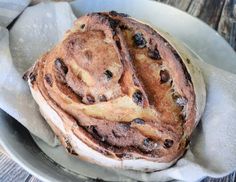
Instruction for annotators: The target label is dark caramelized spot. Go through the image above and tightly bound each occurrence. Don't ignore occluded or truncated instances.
[54,58,68,75]
[147,48,161,60]
[22,71,29,81]
[173,51,181,59]
[99,95,107,102]
[29,72,36,83]
[132,118,145,125]
[64,137,77,155]
[160,70,170,83]
[86,95,95,104]
[115,40,121,50]
[133,33,146,48]
[80,24,85,29]
[179,113,186,122]
[88,125,106,142]
[185,138,190,147]
[108,17,120,30]
[104,70,113,80]
[116,153,132,159]
[109,11,129,17]
[44,74,53,87]
[164,139,174,148]
[132,90,143,105]
[172,92,180,100]
[119,24,129,30]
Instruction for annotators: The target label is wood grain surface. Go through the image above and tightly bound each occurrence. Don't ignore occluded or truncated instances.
[1,0,236,182]
[157,0,236,51]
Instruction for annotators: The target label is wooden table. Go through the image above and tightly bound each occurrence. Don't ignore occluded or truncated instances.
[1,0,236,181]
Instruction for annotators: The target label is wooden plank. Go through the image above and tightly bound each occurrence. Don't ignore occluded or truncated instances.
[187,0,226,29]
[0,153,31,182]
[217,0,236,51]
[156,0,192,11]
[28,176,42,182]
[202,172,236,182]
[187,0,205,17]
[0,151,43,182]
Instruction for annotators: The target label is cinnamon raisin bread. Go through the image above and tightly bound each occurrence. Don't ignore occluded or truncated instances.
[24,11,206,171]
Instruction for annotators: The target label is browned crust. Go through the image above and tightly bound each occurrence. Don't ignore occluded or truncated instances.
[26,12,200,164]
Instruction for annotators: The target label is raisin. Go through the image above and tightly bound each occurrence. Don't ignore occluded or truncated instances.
[160,70,170,83]
[44,74,53,87]
[108,17,119,30]
[104,70,113,80]
[115,40,121,50]
[132,90,143,105]
[133,33,146,48]
[147,48,161,60]
[176,97,188,107]
[29,72,36,83]
[22,71,29,81]
[179,112,186,121]
[119,24,129,30]
[86,95,95,104]
[54,58,68,75]
[80,24,85,29]
[99,95,107,102]
[132,118,145,125]
[164,139,174,148]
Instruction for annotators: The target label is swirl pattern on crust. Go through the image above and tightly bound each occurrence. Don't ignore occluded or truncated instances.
[24,11,205,171]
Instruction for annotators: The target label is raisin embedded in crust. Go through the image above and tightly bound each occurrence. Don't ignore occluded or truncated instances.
[132,90,143,105]
[133,32,147,48]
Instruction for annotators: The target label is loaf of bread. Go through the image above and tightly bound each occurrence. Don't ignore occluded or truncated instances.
[24,11,206,171]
